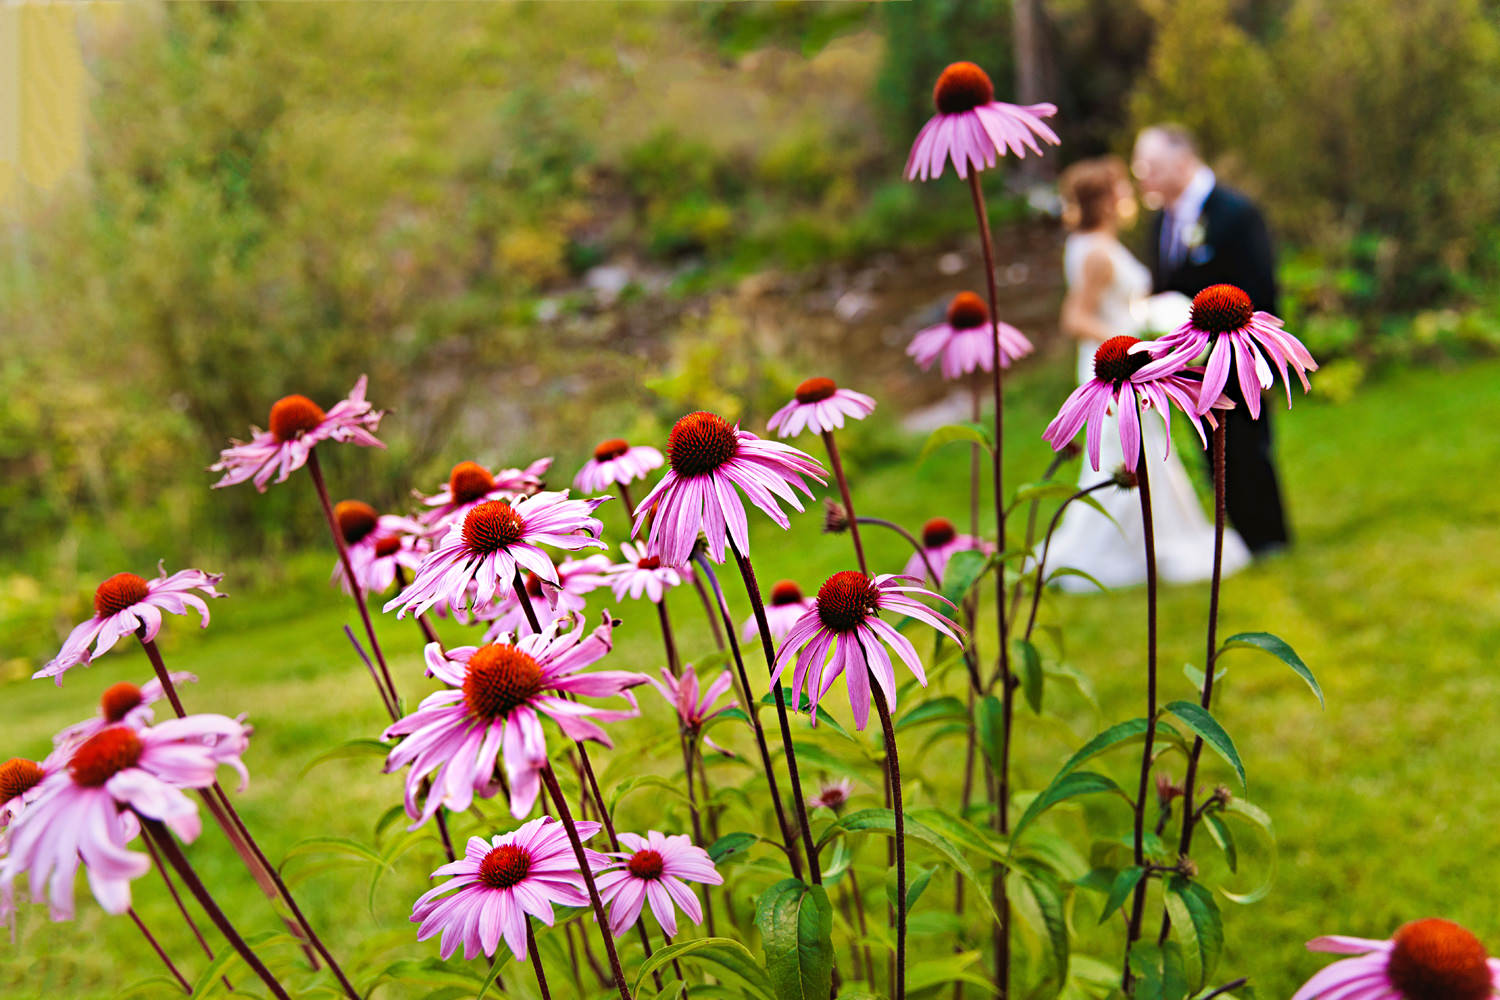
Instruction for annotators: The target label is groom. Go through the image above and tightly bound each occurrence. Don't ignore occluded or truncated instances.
[1132,124,1290,556]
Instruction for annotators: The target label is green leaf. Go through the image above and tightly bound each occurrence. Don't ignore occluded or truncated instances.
[1219,632,1323,707]
[755,878,834,1000]
[476,952,512,999]
[896,695,969,731]
[918,422,994,465]
[1182,663,1228,696]
[117,977,185,999]
[607,773,691,814]
[907,806,1006,862]
[1012,864,1070,995]
[976,695,1005,773]
[887,863,936,911]
[1008,480,1086,512]
[708,832,760,864]
[1164,876,1223,991]
[940,549,991,605]
[1014,638,1044,714]
[1100,866,1145,924]
[1217,799,1278,905]
[280,835,387,869]
[1202,812,1237,873]
[1012,771,1129,841]
[814,808,1001,923]
[905,950,998,993]
[299,737,389,776]
[634,937,774,1000]
[1164,702,1246,791]
[1045,565,1109,592]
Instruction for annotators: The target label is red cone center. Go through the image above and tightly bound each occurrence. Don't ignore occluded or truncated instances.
[946,291,990,330]
[269,394,326,442]
[94,572,149,617]
[668,412,738,478]
[627,848,665,880]
[636,555,662,571]
[1190,284,1254,335]
[462,501,526,554]
[463,644,545,720]
[1093,336,1151,384]
[1387,919,1493,1000]
[335,500,380,546]
[0,758,44,805]
[449,461,497,505]
[478,844,532,889]
[770,580,805,606]
[593,438,631,462]
[101,682,145,723]
[373,535,403,558]
[794,377,838,404]
[816,571,880,632]
[933,61,995,114]
[69,726,144,787]
[922,518,957,548]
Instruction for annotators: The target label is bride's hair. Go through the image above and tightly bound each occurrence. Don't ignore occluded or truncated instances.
[1059,156,1128,232]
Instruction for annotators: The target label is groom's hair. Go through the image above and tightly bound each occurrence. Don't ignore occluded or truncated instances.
[1142,123,1198,158]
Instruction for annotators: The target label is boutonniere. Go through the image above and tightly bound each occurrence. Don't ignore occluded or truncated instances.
[1185,222,1207,249]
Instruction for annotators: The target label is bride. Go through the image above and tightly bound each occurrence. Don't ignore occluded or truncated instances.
[1044,156,1250,590]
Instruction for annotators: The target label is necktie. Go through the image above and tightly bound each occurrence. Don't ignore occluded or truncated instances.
[1161,210,1181,270]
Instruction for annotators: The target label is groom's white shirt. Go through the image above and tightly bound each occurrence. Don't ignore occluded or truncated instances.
[1161,165,1216,268]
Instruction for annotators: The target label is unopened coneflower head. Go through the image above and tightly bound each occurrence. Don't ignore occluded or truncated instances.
[1043,335,1230,473]
[52,673,198,751]
[412,818,598,962]
[1112,465,1139,490]
[606,541,690,605]
[418,457,553,533]
[1139,284,1316,419]
[822,498,850,535]
[384,614,646,823]
[330,501,427,596]
[385,490,608,620]
[211,376,384,492]
[1291,919,1500,1000]
[743,579,815,644]
[808,777,854,813]
[0,713,249,919]
[36,566,224,684]
[647,663,736,756]
[477,554,613,641]
[904,517,992,587]
[770,572,963,730]
[907,290,1034,379]
[766,378,876,439]
[632,411,826,567]
[574,439,664,494]
[590,830,723,939]
[905,61,1059,182]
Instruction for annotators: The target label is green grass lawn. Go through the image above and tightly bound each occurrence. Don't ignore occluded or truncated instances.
[3,358,1497,999]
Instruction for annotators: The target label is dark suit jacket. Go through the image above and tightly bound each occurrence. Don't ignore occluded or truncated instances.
[1147,184,1278,316]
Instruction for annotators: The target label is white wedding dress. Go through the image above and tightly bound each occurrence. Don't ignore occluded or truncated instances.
[1044,232,1250,592]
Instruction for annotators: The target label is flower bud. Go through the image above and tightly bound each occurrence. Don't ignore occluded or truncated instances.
[822,499,850,535]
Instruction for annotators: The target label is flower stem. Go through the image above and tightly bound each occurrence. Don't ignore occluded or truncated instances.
[691,551,804,880]
[679,733,716,937]
[539,764,634,1000]
[690,575,727,652]
[967,168,1013,999]
[656,600,682,677]
[138,636,188,717]
[129,907,192,994]
[1122,447,1160,993]
[526,923,552,1000]
[1021,479,1116,643]
[140,818,294,1000]
[140,823,232,991]
[1008,449,1073,628]
[730,541,821,885]
[617,481,637,520]
[820,430,868,575]
[872,685,906,1000]
[1160,420,1228,945]
[307,448,400,719]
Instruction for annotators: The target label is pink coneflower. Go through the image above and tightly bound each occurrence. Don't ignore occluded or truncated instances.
[767,378,876,439]
[607,542,690,604]
[908,291,1034,379]
[211,376,383,492]
[807,777,854,812]
[330,501,426,596]
[53,675,198,749]
[575,440,664,494]
[412,818,598,962]
[770,572,962,729]
[1042,335,1229,473]
[1291,919,1500,1000]
[0,759,49,829]
[478,555,613,641]
[743,580,814,643]
[591,831,723,939]
[385,491,608,620]
[1,715,250,918]
[384,615,646,823]
[1140,284,1317,419]
[647,663,736,756]
[36,567,225,684]
[905,61,1059,182]
[633,412,825,567]
[418,458,553,533]
[904,517,992,586]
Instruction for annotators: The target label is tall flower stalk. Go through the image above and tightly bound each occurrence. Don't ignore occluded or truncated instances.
[1122,447,1160,991]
